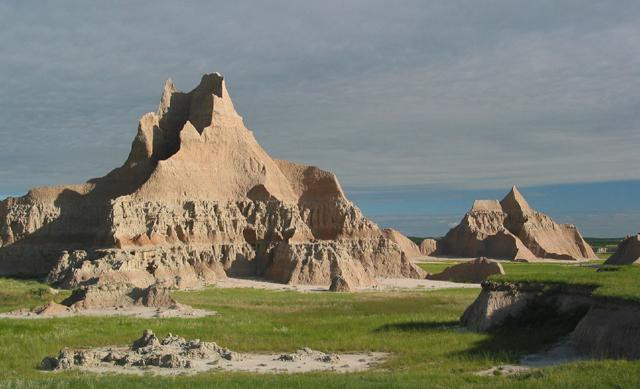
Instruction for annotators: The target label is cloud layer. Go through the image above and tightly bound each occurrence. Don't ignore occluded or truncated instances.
[1,1,639,194]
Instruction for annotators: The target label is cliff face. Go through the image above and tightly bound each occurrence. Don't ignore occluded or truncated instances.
[0,72,424,288]
[439,187,595,261]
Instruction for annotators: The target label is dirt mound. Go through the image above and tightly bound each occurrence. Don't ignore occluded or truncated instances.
[329,275,352,292]
[382,229,421,258]
[62,283,178,310]
[33,301,72,315]
[41,330,387,375]
[0,72,424,290]
[605,234,640,265]
[439,186,595,261]
[427,257,505,283]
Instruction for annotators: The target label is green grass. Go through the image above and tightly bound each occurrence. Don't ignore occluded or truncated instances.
[419,261,640,302]
[0,277,71,313]
[0,269,639,388]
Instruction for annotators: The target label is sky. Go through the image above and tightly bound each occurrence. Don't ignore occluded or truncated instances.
[0,1,638,237]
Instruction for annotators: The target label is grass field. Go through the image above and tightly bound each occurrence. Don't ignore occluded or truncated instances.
[1,262,639,388]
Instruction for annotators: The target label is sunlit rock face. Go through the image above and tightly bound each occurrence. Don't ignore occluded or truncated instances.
[440,186,596,261]
[0,72,424,288]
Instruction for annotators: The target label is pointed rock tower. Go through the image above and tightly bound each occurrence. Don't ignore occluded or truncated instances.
[0,73,424,289]
[439,186,595,261]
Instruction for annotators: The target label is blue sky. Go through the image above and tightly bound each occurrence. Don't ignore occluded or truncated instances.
[0,1,638,237]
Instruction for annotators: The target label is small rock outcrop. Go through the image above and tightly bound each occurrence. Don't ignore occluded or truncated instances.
[61,283,179,310]
[604,234,640,265]
[329,276,352,292]
[439,186,595,261]
[419,238,438,256]
[0,72,424,294]
[40,330,386,374]
[382,228,422,258]
[41,330,240,371]
[427,257,504,283]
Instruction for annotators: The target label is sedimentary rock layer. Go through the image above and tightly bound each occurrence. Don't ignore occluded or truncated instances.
[439,186,595,261]
[0,72,424,289]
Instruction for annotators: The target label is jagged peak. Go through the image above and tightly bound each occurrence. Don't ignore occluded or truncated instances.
[500,185,532,213]
[471,199,502,212]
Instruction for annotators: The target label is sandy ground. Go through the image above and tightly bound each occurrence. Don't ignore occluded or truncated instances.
[72,351,389,375]
[44,345,388,375]
[213,277,479,292]
[0,305,215,320]
[475,337,586,376]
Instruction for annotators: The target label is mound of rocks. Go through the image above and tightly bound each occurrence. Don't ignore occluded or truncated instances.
[439,186,595,261]
[41,329,239,371]
[605,234,640,265]
[41,330,386,374]
[0,72,423,291]
[427,257,505,283]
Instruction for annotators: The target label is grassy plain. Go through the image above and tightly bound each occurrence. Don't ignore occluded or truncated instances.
[0,261,639,388]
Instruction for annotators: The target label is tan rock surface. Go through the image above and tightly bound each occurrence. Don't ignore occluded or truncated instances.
[427,257,505,283]
[382,228,422,258]
[419,238,438,256]
[439,186,595,261]
[604,234,640,265]
[0,72,424,290]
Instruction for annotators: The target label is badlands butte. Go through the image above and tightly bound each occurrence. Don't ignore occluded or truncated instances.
[0,72,424,303]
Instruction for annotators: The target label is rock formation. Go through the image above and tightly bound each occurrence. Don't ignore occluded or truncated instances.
[427,257,504,283]
[0,72,424,293]
[604,234,640,265]
[419,238,438,256]
[382,228,422,258]
[439,186,595,261]
[41,329,386,374]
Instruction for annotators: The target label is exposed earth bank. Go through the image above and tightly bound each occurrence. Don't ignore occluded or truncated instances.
[461,280,640,359]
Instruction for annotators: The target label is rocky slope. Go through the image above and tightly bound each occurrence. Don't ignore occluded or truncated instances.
[0,72,424,292]
[439,187,595,261]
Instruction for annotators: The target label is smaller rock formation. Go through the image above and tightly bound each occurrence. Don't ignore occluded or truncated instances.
[329,276,352,292]
[382,229,422,258]
[33,301,72,315]
[328,258,354,292]
[604,234,640,265]
[419,238,438,256]
[62,283,178,310]
[427,257,505,283]
[439,186,596,261]
[41,330,387,374]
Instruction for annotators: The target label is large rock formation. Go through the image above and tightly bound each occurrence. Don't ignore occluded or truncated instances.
[439,186,595,261]
[0,72,424,291]
[604,234,640,265]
